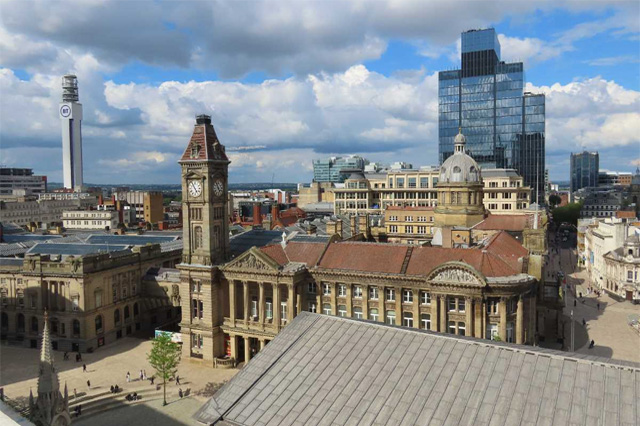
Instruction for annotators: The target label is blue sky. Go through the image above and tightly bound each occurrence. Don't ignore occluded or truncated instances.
[0,1,638,184]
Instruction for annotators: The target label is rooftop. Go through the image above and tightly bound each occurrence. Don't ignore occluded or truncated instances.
[195,312,639,426]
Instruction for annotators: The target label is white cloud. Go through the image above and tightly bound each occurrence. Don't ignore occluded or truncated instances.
[585,55,640,66]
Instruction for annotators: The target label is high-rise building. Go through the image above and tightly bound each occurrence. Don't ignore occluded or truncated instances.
[59,74,84,191]
[312,156,368,182]
[570,151,599,193]
[0,168,47,195]
[439,28,545,204]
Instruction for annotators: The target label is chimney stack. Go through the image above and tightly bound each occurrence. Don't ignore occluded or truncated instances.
[253,203,262,225]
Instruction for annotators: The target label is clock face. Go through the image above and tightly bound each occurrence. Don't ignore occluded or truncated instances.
[213,180,224,197]
[188,180,202,197]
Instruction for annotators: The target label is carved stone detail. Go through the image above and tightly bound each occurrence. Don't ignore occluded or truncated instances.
[234,254,271,271]
[431,268,480,285]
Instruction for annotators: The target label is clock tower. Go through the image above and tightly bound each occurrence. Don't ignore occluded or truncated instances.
[177,114,230,365]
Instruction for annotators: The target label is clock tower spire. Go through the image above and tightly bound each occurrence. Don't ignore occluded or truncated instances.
[178,114,230,366]
[178,114,230,266]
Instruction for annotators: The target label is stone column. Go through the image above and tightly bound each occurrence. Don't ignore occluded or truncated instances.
[431,295,439,332]
[229,281,236,327]
[346,285,353,317]
[230,335,238,361]
[331,283,337,316]
[243,281,250,327]
[287,285,294,323]
[516,296,524,344]
[273,283,280,328]
[379,287,385,323]
[296,287,302,317]
[362,285,369,320]
[440,296,447,333]
[465,297,473,336]
[499,297,507,341]
[395,287,402,326]
[258,282,265,326]
[244,337,251,363]
[474,298,483,338]
[412,289,420,329]
[316,290,322,315]
[259,339,265,350]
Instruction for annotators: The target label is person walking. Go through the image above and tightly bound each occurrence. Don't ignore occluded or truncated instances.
[597,302,600,311]
[176,375,180,386]
[143,369,147,380]
[178,388,183,398]
[86,380,90,389]
[82,363,87,373]
[126,372,130,383]
[582,318,586,326]
[150,376,154,385]
[73,388,77,400]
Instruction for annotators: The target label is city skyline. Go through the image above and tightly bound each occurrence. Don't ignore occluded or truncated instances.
[1,1,639,184]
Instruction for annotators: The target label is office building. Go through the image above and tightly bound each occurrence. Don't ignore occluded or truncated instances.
[0,195,96,226]
[62,210,119,230]
[598,170,632,187]
[312,156,368,183]
[59,75,84,191]
[0,168,47,196]
[114,190,164,223]
[570,151,599,193]
[439,28,545,204]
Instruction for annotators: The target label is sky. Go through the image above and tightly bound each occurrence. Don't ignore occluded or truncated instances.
[0,0,639,185]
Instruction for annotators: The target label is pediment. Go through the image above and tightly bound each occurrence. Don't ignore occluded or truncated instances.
[427,262,485,286]
[223,248,280,272]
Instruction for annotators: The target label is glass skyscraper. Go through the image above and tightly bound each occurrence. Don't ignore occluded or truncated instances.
[312,155,369,182]
[570,151,599,193]
[439,28,546,203]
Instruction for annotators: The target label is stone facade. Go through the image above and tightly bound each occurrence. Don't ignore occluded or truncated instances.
[0,244,180,352]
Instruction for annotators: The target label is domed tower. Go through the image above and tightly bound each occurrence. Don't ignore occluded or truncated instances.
[434,129,485,227]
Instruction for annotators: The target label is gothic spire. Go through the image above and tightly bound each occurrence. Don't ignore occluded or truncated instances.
[37,309,59,395]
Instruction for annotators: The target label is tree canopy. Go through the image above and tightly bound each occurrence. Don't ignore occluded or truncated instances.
[147,332,181,405]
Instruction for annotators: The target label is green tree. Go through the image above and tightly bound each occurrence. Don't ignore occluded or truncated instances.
[548,194,561,208]
[551,202,583,226]
[147,333,181,406]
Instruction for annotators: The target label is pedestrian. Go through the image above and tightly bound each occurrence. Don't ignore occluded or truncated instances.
[82,364,87,373]
[78,352,82,362]
[579,292,582,298]
[582,318,586,326]
[75,353,79,362]
[176,375,180,385]
[126,372,130,383]
[139,369,143,381]
[143,369,147,380]
[78,404,81,416]
[597,302,600,311]
[150,376,154,385]
[73,388,77,400]
[178,388,183,398]
[86,380,90,388]
[574,299,577,307]
[589,339,595,349]
[110,385,114,393]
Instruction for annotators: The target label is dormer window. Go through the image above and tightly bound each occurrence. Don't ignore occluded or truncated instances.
[190,143,201,158]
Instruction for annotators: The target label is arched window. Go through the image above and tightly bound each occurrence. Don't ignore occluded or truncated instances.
[95,315,103,333]
[133,303,139,317]
[16,314,25,333]
[73,320,80,336]
[114,309,121,325]
[124,305,130,320]
[31,316,38,333]
[213,226,220,249]
[453,166,461,173]
[368,308,379,321]
[193,226,203,250]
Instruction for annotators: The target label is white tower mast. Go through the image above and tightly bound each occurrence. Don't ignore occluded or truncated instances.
[60,74,84,191]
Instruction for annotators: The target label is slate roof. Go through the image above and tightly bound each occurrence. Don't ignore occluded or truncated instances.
[179,119,229,162]
[229,230,284,258]
[85,235,177,245]
[195,312,640,426]
[26,243,130,256]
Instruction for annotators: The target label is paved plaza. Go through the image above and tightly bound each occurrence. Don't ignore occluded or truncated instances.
[558,247,640,363]
[1,336,237,424]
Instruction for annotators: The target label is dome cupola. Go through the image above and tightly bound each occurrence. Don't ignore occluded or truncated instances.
[440,129,481,183]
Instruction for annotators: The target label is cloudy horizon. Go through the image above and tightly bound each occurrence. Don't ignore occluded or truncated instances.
[1,0,639,184]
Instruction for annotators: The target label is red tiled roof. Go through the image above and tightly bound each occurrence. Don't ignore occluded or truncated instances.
[260,242,327,267]
[281,207,306,217]
[179,122,229,162]
[473,214,532,232]
[616,211,636,219]
[259,231,527,277]
[317,243,410,274]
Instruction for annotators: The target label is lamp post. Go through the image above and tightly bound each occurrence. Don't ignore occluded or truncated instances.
[570,309,575,352]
